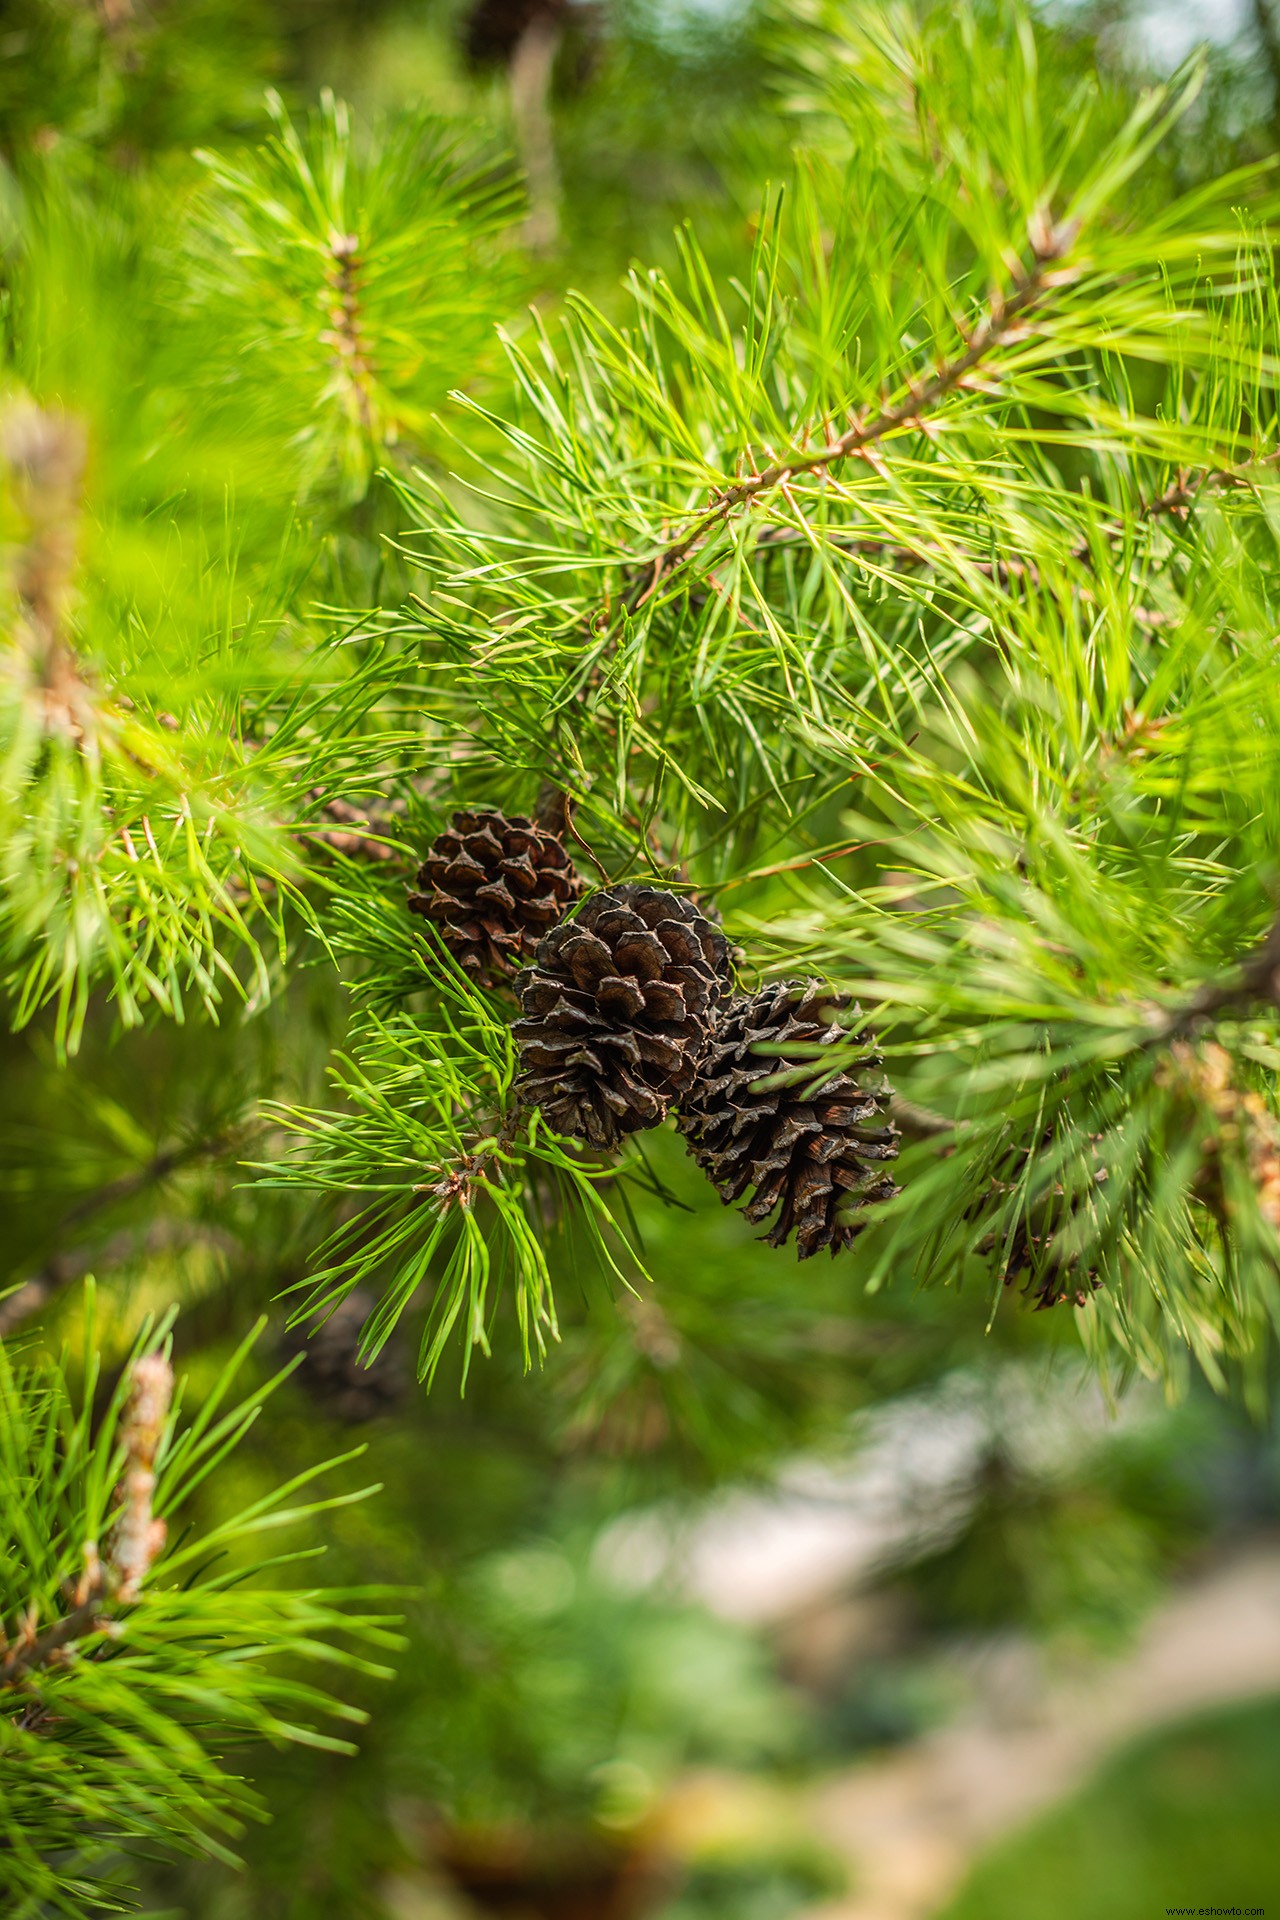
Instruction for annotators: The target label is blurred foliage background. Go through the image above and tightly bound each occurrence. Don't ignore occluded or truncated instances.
[5,1,1280,1917]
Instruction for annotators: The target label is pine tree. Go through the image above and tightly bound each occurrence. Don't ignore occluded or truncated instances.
[279,3,1280,1401]
[5,0,1280,1910]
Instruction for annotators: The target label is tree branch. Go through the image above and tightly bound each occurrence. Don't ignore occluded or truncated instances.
[0,1590,106,1688]
[1,400,96,743]
[1,1354,173,1687]
[749,448,1279,596]
[322,232,375,437]
[620,214,1080,610]
[1151,913,1280,1049]
[0,1130,243,1338]
[1070,449,1280,563]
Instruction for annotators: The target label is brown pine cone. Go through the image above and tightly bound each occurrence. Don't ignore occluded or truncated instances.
[408,809,583,985]
[678,980,900,1258]
[513,884,730,1151]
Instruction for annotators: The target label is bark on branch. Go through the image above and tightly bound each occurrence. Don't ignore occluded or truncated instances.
[0,1130,243,1338]
[621,214,1080,611]
[1151,914,1280,1049]
[0,1354,173,1687]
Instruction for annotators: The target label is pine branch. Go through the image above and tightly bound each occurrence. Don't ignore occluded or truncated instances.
[1069,448,1280,559]
[188,90,522,500]
[0,1130,243,1336]
[108,1353,170,1604]
[321,231,376,437]
[415,1104,525,1210]
[751,523,1040,581]
[746,442,1280,618]
[1153,911,1280,1045]
[621,211,1079,609]
[1,1592,104,1693]
[1,401,96,745]
[276,11,1280,1393]
[0,1354,171,1686]
[0,1315,396,1904]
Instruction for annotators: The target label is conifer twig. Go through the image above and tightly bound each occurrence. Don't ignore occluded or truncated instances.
[1,401,95,743]
[109,1354,172,1603]
[751,523,1045,586]
[0,1130,245,1337]
[1070,448,1280,560]
[1152,913,1280,1046]
[322,232,375,436]
[750,448,1278,614]
[0,1354,172,1686]
[621,213,1080,608]
[1,1587,104,1689]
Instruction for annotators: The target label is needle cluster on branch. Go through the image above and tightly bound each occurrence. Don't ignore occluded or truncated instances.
[0,1355,171,1690]
[622,213,1079,611]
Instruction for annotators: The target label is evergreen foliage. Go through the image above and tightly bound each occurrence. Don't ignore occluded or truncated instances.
[0,87,517,1049]
[5,0,1280,1909]
[281,2,1280,1396]
[0,1299,397,1916]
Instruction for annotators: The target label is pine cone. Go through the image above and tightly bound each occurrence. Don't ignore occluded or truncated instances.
[678,980,900,1258]
[513,884,730,1151]
[408,809,583,985]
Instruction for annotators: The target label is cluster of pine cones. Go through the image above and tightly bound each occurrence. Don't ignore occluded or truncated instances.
[409,809,901,1257]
